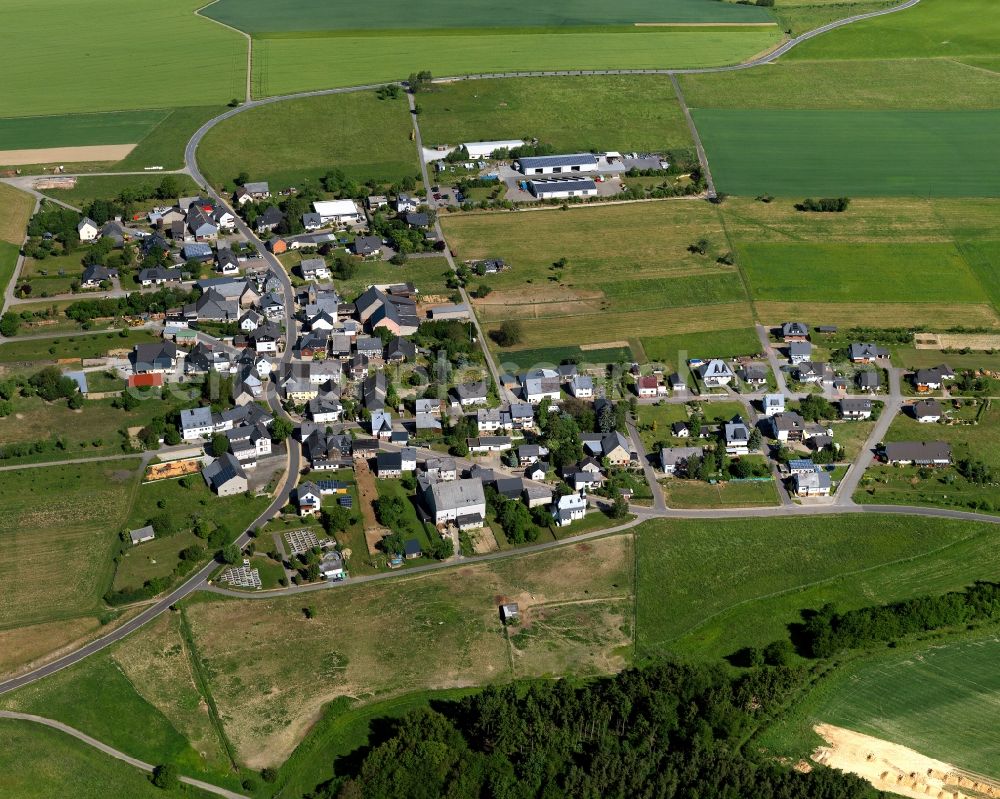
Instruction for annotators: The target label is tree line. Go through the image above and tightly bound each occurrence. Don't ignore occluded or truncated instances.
[798,580,1000,658]
[320,660,879,799]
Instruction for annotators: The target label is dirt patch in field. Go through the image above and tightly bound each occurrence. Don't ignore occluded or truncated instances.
[932,333,1000,351]
[0,144,135,166]
[580,341,630,351]
[354,458,388,556]
[812,723,1000,799]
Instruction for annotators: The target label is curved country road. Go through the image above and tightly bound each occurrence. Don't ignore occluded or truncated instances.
[0,711,249,799]
[0,0,929,720]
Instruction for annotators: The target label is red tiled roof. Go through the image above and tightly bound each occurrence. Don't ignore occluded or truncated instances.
[129,373,164,388]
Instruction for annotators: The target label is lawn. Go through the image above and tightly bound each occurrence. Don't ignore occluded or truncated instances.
[883,404,1000,467]
[0,110,170,151]
[0,329,158,364]
[663,478,778,508]
[633,514,1000,662]
[2,0,247,118]
[0,719,213,798]
[695,108,1000,197]
[125,474,270,548]
[416,75,693,153]
[739,242,989,303]
[207,0,773,32]
[198,91,419,190]
[280,252,452,299]
[759,633,1000,777]
[180,533,634,768]
[641,327,762,367]
[441,203,753,352]
[855,465,1000,515]
[786,0,1000,61]
[496,345,633,372]
[0,459,142,629]
[636,402,689,449]
[40,174,201,211]
[680,58,1000,111]
[771,0,890,36]
[250,29,783,97]
[112,531,203,592]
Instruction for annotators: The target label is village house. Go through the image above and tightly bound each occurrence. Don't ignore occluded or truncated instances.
[659,446,703,476]
[795,468,832,497]
[203,452,249,496]
[839,398,873,420]
[424,478,486,527]
[636,375,658,399]
[781,321,809,342]
[848,342,889,363]
[724,416,751,456]
[296,481,322,516]
[699,359,735,388]
[132,341,177,374]
[913,365,954,392]
[553,493,587,526]
[768,412,806,443]
[912,399,943,423]
[883,441,952,466]
[763,393,785,417]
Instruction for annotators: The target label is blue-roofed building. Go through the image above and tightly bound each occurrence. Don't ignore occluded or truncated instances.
[516,153,599,175]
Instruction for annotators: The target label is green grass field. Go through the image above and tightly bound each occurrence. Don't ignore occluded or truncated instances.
[739,242,989,303]
[39,174,201,211]
[771,0,889,37]
[207,0,773,32]
[0,460,142,630]
[786,0,1000,61]
[0,719,211,798]
[115,106,227,172]
[0,614,242,785]
[681,58,1000,110]
[281,253,451,299]
[695,108,1000,197]
[416,76,693,153]
[442,203,754,352]
[634,515,1000,663]
[198,91,419,189]
[759,633,1000,777]
[2,0,246,118]
[0,110,170,151]
[0,182,35,245]
[496,345,633,371]
[250,29,783,97]
[0,330,158,364]
[641,327,762,366]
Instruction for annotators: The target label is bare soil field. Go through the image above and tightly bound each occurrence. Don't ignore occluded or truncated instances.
[183,533,635,767]
[812,724,1000,799]
[0,144,135,166]
[353,459,388,556]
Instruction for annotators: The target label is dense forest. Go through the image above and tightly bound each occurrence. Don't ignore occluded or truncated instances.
[309,662,880,799]
[798,580,1000,658]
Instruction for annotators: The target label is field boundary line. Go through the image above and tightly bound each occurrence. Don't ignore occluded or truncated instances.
[715,203,759,321]
[194,0,252,102]
[178,607,241,772]
[660,530,986,646]
[671,74,715,197]
[0,711,250,799]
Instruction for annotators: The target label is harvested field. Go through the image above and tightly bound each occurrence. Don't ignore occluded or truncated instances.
[183,533,634,767]
[0,617,100,679]
[754,301,1000,330]
[0,144,135,166]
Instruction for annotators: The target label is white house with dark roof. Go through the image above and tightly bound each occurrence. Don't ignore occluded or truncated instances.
[517,153,599,175]
[203,453,248,496]
[724,416,751,456]
[553,493,587,526]
[700,359,735,388]
[424,478,486,526]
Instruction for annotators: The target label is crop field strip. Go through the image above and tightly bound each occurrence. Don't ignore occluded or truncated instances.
[249,28,783,97]
[1,0,247,118]
[204,0,774,33]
